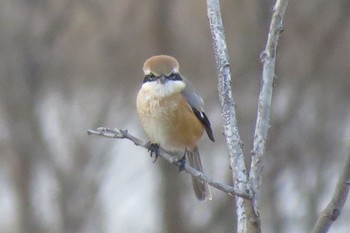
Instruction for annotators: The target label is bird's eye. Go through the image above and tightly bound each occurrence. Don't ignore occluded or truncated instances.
[143,73,156,83]
[168,73,182,81]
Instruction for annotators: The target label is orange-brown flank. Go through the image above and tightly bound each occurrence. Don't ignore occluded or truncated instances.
[161,93,204,149]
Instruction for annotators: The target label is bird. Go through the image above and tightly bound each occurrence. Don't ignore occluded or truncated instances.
[136,55,215,201]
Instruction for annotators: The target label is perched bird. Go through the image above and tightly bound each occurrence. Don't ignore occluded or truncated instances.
[136,55,215,201]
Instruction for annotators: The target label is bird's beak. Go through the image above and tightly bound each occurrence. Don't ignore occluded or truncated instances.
[158,75,166,84]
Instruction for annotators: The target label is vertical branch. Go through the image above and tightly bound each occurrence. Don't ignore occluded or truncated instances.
[206,1,248,232]
[249,0,288,217]
[311,152,350,233]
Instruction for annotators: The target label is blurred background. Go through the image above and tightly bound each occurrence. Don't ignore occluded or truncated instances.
[1,0,350,232]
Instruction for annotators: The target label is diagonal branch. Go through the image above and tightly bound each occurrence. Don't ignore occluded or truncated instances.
[311,152,350,233]
[249,0,289,217]
[87,127,252,199]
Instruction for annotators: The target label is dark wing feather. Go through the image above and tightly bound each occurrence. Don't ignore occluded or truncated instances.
[180,75,214,142]
[192,107,215,142]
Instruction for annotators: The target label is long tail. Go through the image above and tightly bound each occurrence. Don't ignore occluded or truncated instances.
[187,146,212,201]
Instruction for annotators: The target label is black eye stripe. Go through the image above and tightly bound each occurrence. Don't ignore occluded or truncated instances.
[143,73,156,83]
[143,73,182,83]
[167,73,182,81]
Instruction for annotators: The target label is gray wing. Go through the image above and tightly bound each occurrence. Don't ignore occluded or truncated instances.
[181,76,215,142]
[181,76,204,110]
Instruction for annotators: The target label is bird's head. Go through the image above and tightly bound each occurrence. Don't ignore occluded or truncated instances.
[141,55,185,97]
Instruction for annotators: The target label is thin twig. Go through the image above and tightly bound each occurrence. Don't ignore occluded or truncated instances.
[206,0,249,232]
[87,127,252,199]
[311,152,350,233]
[249,0,289,217]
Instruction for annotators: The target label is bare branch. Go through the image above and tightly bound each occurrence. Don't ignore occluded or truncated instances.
[206,0,249,232]
[87,127,252,199]
[311,152,350,233]
[249,0,289,217]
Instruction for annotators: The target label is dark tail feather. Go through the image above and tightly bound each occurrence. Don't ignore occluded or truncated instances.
[187,146,212,201]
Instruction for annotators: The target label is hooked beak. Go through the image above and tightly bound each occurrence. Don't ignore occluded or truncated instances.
[158,75,166,84]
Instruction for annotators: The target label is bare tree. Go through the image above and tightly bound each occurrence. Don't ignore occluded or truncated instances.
[3,0,350,232]
[88,1,350,233]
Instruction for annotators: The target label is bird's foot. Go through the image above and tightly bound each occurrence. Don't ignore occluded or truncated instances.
[147,143,160,162]
[177,153,186,172]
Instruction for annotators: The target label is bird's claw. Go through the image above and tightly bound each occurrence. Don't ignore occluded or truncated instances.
[177,154,186,172]
[147,143,160,162]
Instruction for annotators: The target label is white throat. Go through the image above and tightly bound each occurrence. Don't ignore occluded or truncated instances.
[141,80,185,98]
